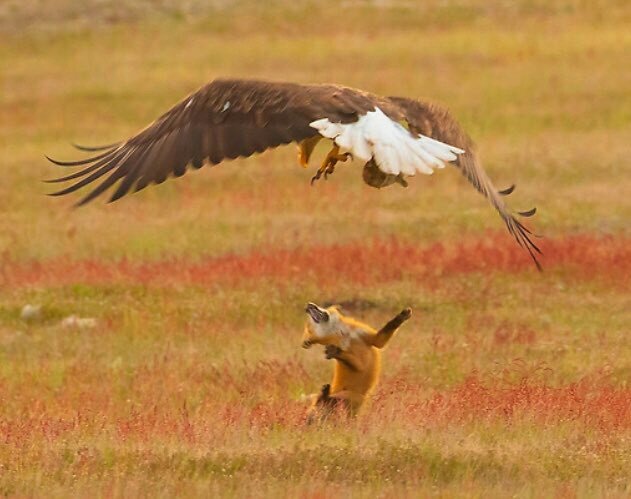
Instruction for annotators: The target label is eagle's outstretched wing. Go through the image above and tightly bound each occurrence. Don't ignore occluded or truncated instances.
[387,96,541,269]
[46,78,541,268]
[46,79,377,205]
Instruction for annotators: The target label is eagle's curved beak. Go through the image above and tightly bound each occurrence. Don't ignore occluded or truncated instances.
[305,302,329,323]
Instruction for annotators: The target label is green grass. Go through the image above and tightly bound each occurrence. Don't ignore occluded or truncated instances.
[1,2,630,497]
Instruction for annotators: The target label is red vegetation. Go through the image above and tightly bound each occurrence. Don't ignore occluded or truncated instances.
[373,372,631,432]
[2,233,629,289]
[493,324,537,346]
[2,359,630,449]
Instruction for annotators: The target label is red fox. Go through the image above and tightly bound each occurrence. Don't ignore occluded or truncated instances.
[302,302,412,420]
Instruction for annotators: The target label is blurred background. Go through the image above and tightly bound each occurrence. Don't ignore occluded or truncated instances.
[1,1,630,496]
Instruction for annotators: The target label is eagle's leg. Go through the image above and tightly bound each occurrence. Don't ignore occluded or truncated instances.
[297,136,322,168]
[310,144,351,185]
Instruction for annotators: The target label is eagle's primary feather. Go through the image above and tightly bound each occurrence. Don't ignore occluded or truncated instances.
[46,77,541,268]
[388,96,541,268]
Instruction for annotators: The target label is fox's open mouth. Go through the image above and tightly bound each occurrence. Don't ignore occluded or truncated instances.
[305,302,329,323]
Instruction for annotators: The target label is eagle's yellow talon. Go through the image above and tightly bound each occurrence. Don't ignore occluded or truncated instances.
[297,136,322,169]
[311,145,352,184]
[297,146,309,168]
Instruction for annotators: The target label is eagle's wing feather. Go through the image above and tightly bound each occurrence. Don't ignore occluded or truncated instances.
[47,79,375,205]
[388,96,542,269]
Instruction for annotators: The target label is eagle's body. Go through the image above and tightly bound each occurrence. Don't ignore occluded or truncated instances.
[47,78,540,267]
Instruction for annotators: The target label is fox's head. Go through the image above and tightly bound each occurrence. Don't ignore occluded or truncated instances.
[302,302,350,350]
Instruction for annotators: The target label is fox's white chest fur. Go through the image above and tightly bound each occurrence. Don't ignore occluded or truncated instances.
[307,313,362,351]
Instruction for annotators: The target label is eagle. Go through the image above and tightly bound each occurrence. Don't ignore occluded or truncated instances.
[46,78,541,268]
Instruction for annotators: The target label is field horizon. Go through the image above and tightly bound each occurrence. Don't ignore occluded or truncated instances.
[1,1,630,497]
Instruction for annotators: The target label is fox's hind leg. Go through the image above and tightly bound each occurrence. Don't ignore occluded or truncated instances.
[306,384,351,424]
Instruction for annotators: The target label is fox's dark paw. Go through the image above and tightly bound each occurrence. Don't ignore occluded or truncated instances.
[399,308,412,321]
[325,344,342,359]
[319,384,331,400]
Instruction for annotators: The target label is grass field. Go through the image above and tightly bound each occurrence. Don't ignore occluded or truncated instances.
[1,1,630,496]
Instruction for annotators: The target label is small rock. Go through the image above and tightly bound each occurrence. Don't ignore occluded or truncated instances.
[61,315,97,329]
[20,304,42,322]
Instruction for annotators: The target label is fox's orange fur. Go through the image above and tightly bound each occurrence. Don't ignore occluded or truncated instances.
[302,303,412,420]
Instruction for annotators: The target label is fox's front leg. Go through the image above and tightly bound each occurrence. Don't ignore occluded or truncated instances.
[325,344,365,371]
[371,308,412,348]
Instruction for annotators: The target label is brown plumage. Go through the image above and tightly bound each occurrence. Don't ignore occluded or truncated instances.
[46,78,541,268]
[387,96,541,268]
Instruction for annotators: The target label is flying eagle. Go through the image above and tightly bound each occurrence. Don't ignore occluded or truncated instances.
[46,78,541,268]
